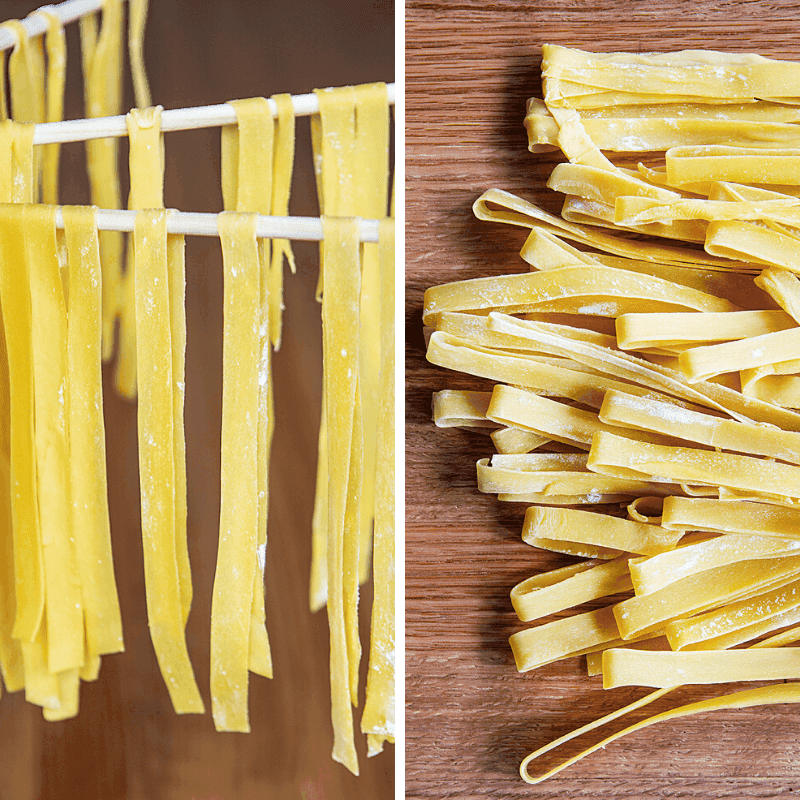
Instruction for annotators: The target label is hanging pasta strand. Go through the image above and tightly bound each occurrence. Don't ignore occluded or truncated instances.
[354,83,390,587]
[134,208,203,715]
[309,85,357,620]
[127,0,151,109]
[361,217,396,756]
[115,105,165,399]
[63,205,123,660]
[26,203,84,680]
[269,93,297,351]
[36,10,66,204]
[321,215,361,775]
[220,96,276,681]
[211,212,263,732]
[80,0,123,362]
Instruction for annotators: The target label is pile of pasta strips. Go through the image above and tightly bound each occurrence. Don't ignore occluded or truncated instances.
[425,44,800,782]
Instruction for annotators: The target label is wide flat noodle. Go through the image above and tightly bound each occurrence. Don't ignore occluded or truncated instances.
[361,217,396,755]
[80,0,123,360]
[522,506,681,556]
[321,216,361,775]
[211,213,262,732]
[603,648,800,688]
[63,205,123,658]
[26,204,83,674]
[116,105,165,400]
[134,209,203,715]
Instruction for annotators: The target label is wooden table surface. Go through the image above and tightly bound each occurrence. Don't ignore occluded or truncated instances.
[406,2,800,797]
[0,2,394,799]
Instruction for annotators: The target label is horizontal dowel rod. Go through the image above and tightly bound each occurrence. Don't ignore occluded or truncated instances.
[52,208,383,242]
[0,0,113,52]
[33,83,396,145]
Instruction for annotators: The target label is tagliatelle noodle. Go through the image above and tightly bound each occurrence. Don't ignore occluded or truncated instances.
[487,313,800,430]
[477,457,685,505]
[427,332,707,413]
[510,556,634,622]
[268,93,297,350]
[26,204,84,675]
[661,496,800,539]
[432,390,495,429]
[433,310,618,353]
[211,213,261,733]
[63,206,123,659]
[522,506,682,557]
[35,11,66,205]
[520,234,770,311]
[491,427,550,454]
[80,0,123,360]
[666,145,800,187]
[309,86,357,614]
[220,97,277,681]
[115,105,165,400]
[603,648,800,688]
[510,606,623,673]
[472,188,747,269]
[615,310,795,350]
[320,216,361,775]
[353,84,391,590]
[488,384,691,450]
[755,266,800,322]
[134,209,203,715]
[589,429,800,498]
[678,327,800,382]
[627,533,798,596]
[665,576,800,650]
[361,217,396,756]
[127,0,151,109]
[524,97,800,152]
[614,553,800,639]
[423,264,736,327]
[599,389,800,464]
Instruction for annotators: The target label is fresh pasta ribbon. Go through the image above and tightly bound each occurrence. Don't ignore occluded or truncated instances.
[34,10,66,205]
[510,556,634,623]
[26,204,84,674]
[269,93,297,350]
[615,309,795,351]
[63,205,123,658]
[361,217,395,755]
[522,506,681,557]
[423,264,736,326]
[128,0,151,109]
[603,648,800,688]
[134,208,203,715]
[116,105,165,400]
[220,97,276,680]
[211,212,262,732]
[599,388,800,464]
[354,83,391,588]
[432,390,495,429]
[321,215,361,775]
[310,86,357,612]
[80,0,124,361]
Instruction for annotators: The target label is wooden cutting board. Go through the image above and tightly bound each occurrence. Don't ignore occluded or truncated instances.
[406,3,800,797]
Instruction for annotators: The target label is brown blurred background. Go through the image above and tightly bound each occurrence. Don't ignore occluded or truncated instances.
[0,1,395,798]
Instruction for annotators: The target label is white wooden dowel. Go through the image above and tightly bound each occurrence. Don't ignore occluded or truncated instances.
[33,83,396,145]
[52,208,383,242]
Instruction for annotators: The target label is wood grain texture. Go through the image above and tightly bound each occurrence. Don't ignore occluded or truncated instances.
[0,1,394,798]
[406,2,800,797]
